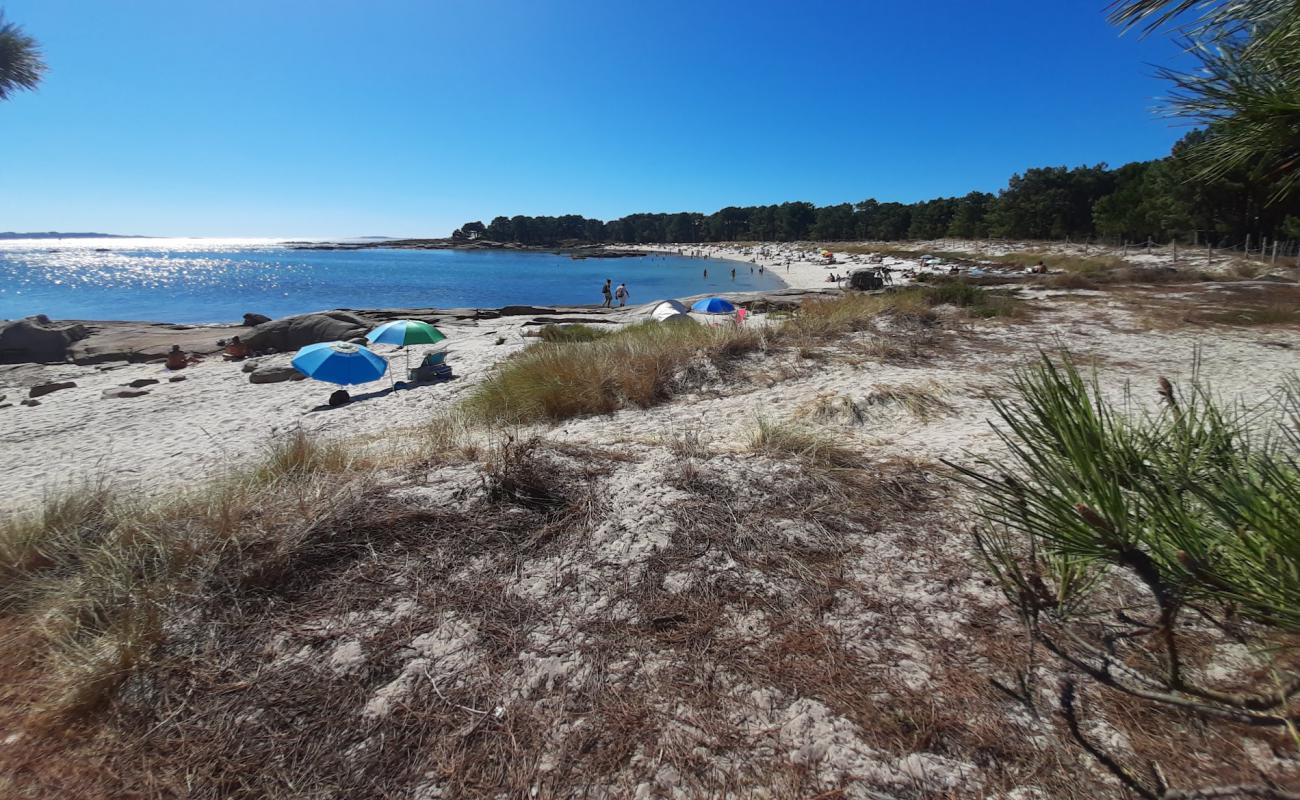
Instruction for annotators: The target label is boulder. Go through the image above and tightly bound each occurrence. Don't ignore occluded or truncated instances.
[125,378,160,388]
[243,312,272,326]
[168,375,187,383]
[20,398,40,407]
[244,311,374,353]
[241,359,262,373]
[498,305,558,317]
[0,316,90,364]
[102,387,150,399]
[29,381,76,398]
[249,365,306,384]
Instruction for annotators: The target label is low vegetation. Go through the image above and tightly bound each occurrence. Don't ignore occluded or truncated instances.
[951,356,1299,798]
[462,320,767,424]
[536,323,611,343]
[0,429,375,725]
[749,416,862,470]
[862,381,955,421]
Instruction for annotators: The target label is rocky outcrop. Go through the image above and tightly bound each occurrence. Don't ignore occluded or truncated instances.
[243,313,272,326]
[249,365,306,384]
[125,378,159,388]
[0,315,89,364]
[244,311,374,353]
[29,381,76,398]
[498,305,559,317]
[102,387,150,399]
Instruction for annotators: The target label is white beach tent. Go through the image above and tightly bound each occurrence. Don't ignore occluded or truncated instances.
[649,300,690,321]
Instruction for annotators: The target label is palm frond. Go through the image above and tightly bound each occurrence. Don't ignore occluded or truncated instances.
[0,11,47,101]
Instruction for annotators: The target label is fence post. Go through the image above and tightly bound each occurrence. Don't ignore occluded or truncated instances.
[1245,234,1251,255]
[1172,239,1178,263]
[1272,240,1279,264]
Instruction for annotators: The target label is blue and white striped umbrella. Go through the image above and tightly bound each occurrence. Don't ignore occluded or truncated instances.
[291,341,388,385]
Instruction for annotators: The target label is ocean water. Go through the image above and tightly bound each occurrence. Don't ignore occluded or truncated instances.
[0,238,785,324]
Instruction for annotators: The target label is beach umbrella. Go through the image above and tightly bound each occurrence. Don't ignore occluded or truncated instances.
[650,299,690,321]
[691,297,736,314]
[292,341,388,385]
[367,319,447,372]
[366,319,446,347]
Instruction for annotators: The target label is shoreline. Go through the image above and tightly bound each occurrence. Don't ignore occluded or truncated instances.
[0,285,832,366]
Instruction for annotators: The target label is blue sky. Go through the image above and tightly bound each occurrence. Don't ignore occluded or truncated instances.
[1,1,1194,237]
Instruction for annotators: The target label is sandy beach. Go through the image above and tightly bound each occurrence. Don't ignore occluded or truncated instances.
[2,242,1295,513]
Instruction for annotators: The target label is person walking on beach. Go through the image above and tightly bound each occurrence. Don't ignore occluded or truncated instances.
[601,279,613,308]
[614,283,629,307]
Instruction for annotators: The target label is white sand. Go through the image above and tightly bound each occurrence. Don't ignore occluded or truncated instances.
[0,319,536,512]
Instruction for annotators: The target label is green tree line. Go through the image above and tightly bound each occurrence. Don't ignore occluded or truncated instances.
[454,130,1300,248]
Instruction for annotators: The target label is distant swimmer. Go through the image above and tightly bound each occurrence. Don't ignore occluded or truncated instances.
[731,268,736,279]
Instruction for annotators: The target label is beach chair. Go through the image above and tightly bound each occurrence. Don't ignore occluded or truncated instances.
[408,351,453,383]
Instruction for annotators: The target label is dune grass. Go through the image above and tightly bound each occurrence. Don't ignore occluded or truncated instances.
[537,323,612,343]
[749,417,862,470]
[462,320,767,424]
[0,430,375,722]
[1192,304,1300,327]
[781,282,1022,345]
[862,381,956,421]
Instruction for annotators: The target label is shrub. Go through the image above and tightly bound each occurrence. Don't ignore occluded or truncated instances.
[950,355,1299,797]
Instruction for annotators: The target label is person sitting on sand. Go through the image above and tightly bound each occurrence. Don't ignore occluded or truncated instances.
[614,283,629,307]
[223,335,251,360]
[166,344,189,370]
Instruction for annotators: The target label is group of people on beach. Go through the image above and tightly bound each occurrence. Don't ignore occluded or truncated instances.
[601,279,630,308]
[163,335,253,370]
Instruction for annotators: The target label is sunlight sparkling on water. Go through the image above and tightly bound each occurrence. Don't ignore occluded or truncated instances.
[0,238,783,323]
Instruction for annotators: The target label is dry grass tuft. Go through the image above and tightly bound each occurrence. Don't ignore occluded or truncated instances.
[0,430,378,726]
[749,417,863,470]
[463,320,767,424]
[862,381,956,421]
[536,323,611,343]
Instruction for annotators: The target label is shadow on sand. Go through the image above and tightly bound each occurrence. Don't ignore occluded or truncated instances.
[306,380,448,413]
